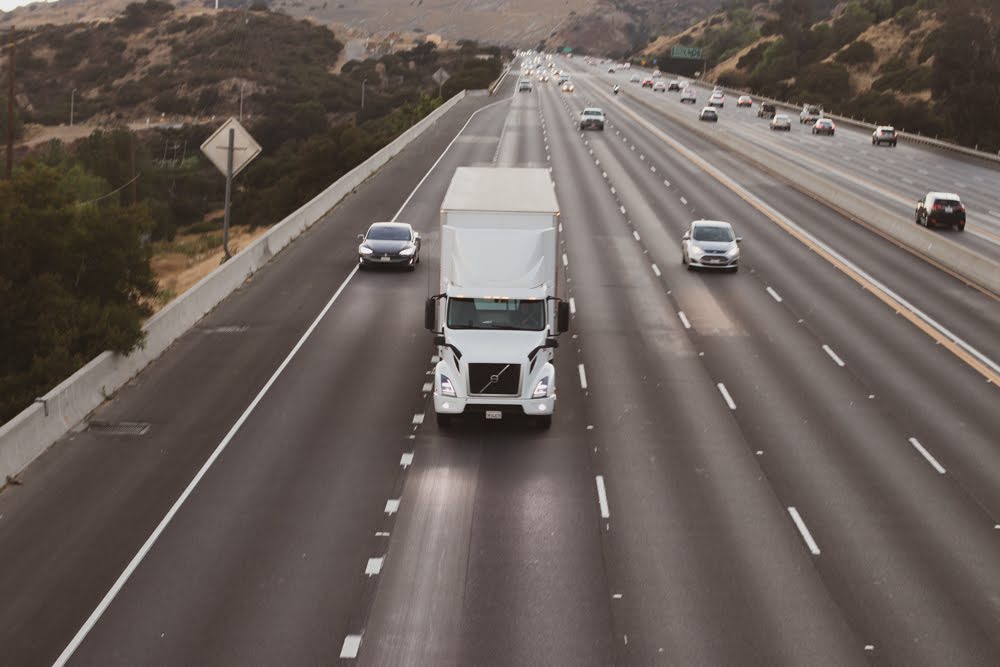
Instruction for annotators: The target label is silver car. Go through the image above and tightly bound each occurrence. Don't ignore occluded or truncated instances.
[770,114,792,131]
[681,220,741,272]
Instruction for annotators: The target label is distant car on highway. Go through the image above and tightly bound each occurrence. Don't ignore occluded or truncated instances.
[579,107,606,131]
[608,66,616,73]
[699,106,719,122]
[358,222,421,269]
[916,192,965,231]
[800,104,822,124]
[770,114,792,131]
[812,118,836,136]
[737,95,753,107]
[561,81,575,92]
[708,92,725,107]
[652,70,661,78]
[653,81,667,92]
[757,102,776,118]
[518,79,533,93]
[667,80,681,91]
[682,220,741,272]
[642,78,654,88]
[680,88,697,104]
[630,74,641,83]
[873,125,898,146]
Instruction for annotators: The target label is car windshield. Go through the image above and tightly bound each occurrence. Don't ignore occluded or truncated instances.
[935,199,961,207]
[367,225,411,241]
[583,109,603,116]
[692,226,734,242]
[447,298,546,331]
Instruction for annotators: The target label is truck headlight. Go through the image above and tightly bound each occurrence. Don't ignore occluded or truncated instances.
[359,246,373,255]
[440,375,457,397]
[532,376,550,398]
[399,245,416,257]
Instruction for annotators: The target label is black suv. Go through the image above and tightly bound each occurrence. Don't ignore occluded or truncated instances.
[915,192,965,231]
[757,103,776,119]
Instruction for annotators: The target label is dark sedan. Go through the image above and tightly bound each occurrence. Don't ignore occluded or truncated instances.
[358,222,421,269]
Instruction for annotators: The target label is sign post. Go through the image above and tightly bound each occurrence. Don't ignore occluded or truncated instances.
[200,117,261,260]
[432,67,450,99]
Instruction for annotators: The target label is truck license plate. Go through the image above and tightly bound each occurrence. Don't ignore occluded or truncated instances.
[485,410,503,420]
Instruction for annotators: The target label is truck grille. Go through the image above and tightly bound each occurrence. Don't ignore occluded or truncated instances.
[469,363,521,396]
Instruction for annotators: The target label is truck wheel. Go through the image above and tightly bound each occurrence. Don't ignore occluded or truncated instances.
[436,413,452,428]
[534,415,552,429]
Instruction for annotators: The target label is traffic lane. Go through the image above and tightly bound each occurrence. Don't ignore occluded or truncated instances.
[360,89,614,666]
[570,73,1000,363]
[0,92,506,666]
[576,76,1000,521]
[557,78,1000,661]
[539,82,863,665]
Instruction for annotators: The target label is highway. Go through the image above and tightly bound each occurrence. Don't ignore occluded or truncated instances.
[1,58,999,666]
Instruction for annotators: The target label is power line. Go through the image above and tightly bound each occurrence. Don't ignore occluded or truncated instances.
[75,172,142,207]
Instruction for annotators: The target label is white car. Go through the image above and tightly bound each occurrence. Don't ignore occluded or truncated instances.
[680,88,697,104]
[681,220,741,272]
[561,81,575,92]
[699,107,719,122]
[708,92,725,107]
[770,114,792,131]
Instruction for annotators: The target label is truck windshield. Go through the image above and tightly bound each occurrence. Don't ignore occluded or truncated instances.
[447,298,546,331]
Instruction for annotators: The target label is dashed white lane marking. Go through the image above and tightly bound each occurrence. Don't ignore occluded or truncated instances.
[766,286,783,302]
[411,413,424,425]
[902,177,914,185]
[651,264,661,277]
[631,145,635,150]
[559,222,563,233]
[612,593,623,599]
[400,452,414,468]
[918,168,929,175]
[619,205,627,215]
[375,531,390,537]
[562,253,569,267]
[954,182,967,189]
[909,437,946,474]
[633,230,641,241]
[366,557,384,576]
[664,179,671,187]
[385,499,400,515]
[596,159,600,166]
[610,186,616,195]
[578,364,588,390]
[421,382,432,393]
[431,355,440,364]
[650,166,656,173]
[569,297,577,315]
[595,475,610,518]
[680,196,688,205]
[822,345,845,367]
[788,507,821,555]
[602,171,608,179]
[717,383,736,410]
[678,311,691,329]
[989,210,1000,219]
[640,154,645,160]
[870,166,880,173]
[340,634,362,659]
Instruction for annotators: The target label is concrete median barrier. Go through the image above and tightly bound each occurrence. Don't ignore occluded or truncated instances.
[0,90,471,484]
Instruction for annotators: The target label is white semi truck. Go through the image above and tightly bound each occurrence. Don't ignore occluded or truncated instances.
[424,167,570,428]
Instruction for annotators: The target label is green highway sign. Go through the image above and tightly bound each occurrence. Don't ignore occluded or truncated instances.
[671,46,703,60]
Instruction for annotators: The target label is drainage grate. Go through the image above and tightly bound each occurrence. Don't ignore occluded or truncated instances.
[201,325,249,334]
[86,421,151,437]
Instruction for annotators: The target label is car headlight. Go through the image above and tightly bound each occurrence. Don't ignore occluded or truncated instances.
[726,246,740,257]
[399,245,416,257]
[440,375,457,397]
[359,246,373,255]
[532,376,550,398]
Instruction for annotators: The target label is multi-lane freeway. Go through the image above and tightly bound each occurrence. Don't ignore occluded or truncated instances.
[2,58,1000,666]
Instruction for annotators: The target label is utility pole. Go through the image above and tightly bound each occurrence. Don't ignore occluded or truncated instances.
[6,26,15,180]
[239,83,245,121]
[129,132,137,205]
[361,78,367,110]
[222,128,234,260]
[70,87,76,127]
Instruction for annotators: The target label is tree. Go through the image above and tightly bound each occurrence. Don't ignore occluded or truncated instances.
[0,161,157,422]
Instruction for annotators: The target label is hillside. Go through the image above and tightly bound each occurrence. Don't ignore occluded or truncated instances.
[641,0,1000,152]
[1,0,721,55]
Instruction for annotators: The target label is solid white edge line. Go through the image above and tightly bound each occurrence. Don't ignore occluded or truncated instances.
[569,297,577,315]
[52,264,361,667]
[909,437,946,474]
[822,344,846,367]
[578,363,588,390]
[788,507,821,555]
[717,383,736,410]
[766,286,783,302]
[678,311,691,329]
[595,475,610,518]
[53,94,514,667]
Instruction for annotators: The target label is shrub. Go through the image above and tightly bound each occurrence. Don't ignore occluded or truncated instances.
[835,40,876,65]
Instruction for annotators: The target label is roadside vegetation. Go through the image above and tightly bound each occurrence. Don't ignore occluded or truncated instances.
[0,0,503,423]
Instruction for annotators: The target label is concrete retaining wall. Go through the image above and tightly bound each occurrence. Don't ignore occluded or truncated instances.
[0,90,471,484]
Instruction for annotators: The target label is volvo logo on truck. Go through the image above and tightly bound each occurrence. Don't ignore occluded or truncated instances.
[424,168,570,429]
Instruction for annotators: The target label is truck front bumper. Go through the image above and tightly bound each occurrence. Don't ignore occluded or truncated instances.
[433,393,556,417]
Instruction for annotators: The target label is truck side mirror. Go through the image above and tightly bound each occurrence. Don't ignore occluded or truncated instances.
[425,298,436,331]
[557,300,570,333]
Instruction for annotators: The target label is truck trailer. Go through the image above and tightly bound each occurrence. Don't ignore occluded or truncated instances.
[425,167,570,428]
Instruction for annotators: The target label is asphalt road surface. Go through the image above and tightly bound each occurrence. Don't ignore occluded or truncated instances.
[2,59,1000,666]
